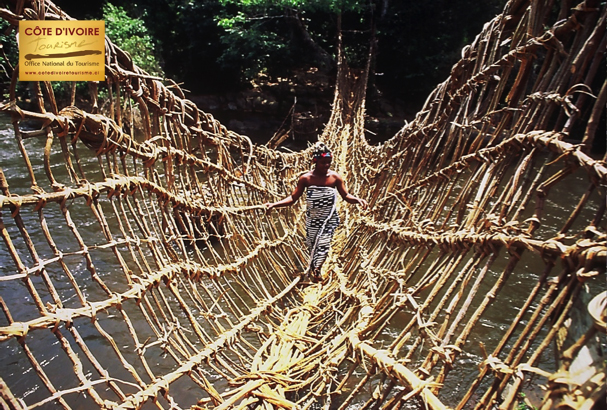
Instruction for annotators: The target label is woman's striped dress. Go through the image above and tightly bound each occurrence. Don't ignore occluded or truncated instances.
[305,186,340,274]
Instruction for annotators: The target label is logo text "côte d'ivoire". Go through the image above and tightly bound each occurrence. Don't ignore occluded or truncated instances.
[19,20,105,81]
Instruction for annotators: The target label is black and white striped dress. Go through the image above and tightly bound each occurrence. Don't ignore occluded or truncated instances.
[305,186,340,273]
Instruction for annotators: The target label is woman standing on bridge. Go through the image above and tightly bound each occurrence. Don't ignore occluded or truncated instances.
[265,143,368,281]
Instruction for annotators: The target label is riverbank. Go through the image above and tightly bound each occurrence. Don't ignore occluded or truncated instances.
[188,67,415,149]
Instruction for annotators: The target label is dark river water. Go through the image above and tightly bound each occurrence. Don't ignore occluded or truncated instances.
[0,113,604,409]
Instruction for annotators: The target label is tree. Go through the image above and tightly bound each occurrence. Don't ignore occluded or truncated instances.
[372,0,507,107]
[0,19,18,99]
[103,3,163,76]
[53,0,508,107]
[216,0,369,81]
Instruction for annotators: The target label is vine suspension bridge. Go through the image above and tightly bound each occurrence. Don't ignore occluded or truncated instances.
[0,0,605,409]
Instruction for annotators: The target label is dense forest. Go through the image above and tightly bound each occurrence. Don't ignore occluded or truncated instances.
[1,0,508,143]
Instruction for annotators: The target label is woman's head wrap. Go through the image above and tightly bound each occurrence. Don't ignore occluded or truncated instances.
[312,143,332,162]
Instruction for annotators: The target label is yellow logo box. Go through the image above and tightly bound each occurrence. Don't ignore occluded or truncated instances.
[19,20,105,81]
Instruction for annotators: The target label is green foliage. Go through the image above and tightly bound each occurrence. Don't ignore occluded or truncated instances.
[0,20,16,75]
[50,81,90,107]
[103,3,163,76]
[92,1,232,93]
[217,9,284,79]
[372,0,507,105]
[56,0,508,103]
[0,20,17,98]
[219,0,364,14]
[0,19,28,101]
[516,392,538,410]
[215,0,369,81]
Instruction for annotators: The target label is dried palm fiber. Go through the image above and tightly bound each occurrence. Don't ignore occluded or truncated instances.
[0,0,605,409]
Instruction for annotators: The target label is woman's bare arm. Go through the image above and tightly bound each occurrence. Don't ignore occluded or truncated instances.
[265,175,308,212]
[335,173,368,209]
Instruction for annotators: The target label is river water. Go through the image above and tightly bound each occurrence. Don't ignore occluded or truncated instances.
[0,113,604,409]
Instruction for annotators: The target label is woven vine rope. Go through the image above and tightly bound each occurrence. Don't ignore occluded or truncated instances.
[0,0,605,409]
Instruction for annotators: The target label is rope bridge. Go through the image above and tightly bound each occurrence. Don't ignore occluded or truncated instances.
[0,0,605,409]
